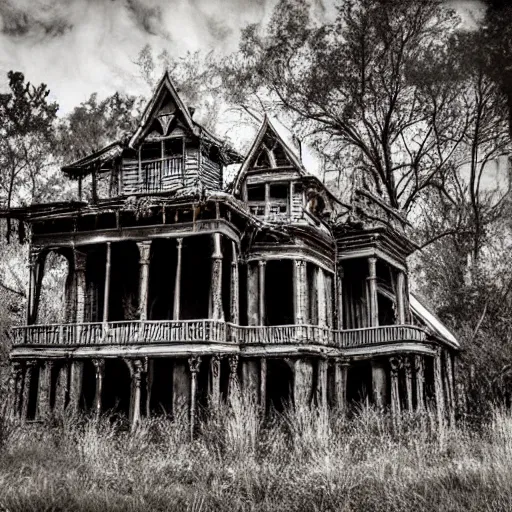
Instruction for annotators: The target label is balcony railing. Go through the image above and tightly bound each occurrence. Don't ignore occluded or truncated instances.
[11,321,428,349]
[11,320,227,346]
[230,324,332,345]
[142,155,183,193]
[334,325,427,348]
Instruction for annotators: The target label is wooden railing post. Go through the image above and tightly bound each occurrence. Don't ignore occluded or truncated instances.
[367,257,379,328]
[173,238,183,320]
[136,241,152,321]
[92,359,105,419]
[189,356,201,440]
[230,241,239,325]
[389,356,402,426]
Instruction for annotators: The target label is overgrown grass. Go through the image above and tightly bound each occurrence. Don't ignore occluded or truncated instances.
[0,392,511,511]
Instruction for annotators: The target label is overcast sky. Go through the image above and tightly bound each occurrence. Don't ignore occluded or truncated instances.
[0,0,486,116]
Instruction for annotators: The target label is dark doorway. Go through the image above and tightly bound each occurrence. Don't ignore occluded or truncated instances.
[266,359,293,412]
[148,239,177,320]
[149,358,173,416]
[265,260,294,325]
[102,359,131,417]
[109,242,140,321]
[180,236,211,319]
[347,361,372,410]
[81,360,96,413]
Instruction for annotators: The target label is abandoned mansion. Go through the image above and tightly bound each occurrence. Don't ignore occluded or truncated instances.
[5,73,459,429]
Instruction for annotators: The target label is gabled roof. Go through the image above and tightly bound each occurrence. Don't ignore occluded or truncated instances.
[410,294,459,349]
[232,116,307,194]
[129,71,198,148]
[62,141,124,177]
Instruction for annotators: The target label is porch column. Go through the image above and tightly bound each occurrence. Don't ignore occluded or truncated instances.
[293,260,307,324]
[404,356,413,411]
[334,358,349,412]
[189,356,201,440]
[127,359,144,429]
[247,263,259,326]
[209,355,221,409]
[396,270,406,325]
[316,267,328,328]
[317,357,328,412]
[8,362,23,419]
[173,238,183,320]
[230,241,239,324]
[26,252,36,325]
[92,358,105,418]
[54,362,70,416]
[27,248,45,325]
[433,348,445,426]
[260,358,267,414]
[258,260,266,326]
[136,241,152,321]
[367,257,379,327]
[371,359,387,410]
[228,354,239,400]
[102,242,112,324]
[36,360,52,420]
[21,361,35,420]
[210,233,224,321]
[414,355,425,411]
[335,265,344,329]
[444,349,455,425]
[68,361,84,412]
[74,251,87,324]
[389,356,402,424]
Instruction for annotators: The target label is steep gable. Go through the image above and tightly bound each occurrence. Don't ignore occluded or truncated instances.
[129,72,198,149]
[232,116,307,195]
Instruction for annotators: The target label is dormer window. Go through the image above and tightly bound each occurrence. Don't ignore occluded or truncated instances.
[269,183,288,215]
[246,182,290,219]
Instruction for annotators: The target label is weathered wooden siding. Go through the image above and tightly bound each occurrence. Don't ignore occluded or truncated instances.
[199,154,221,190]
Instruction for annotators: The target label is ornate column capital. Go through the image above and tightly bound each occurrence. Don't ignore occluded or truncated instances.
[389,355,403,375]
[211,355,221,378]
[92,358,105,374]
[188,356,202,374]
[228,354,239,375]
[136,240,152,265]
[404,356,413,377]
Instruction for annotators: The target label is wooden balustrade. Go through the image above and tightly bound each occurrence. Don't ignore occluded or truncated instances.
[11,322,427,348]
[333,325,427,348]
[142,156,183,193]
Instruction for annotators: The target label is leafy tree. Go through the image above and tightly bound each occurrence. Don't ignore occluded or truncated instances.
[57,92,142,163]
[0,71,59,211]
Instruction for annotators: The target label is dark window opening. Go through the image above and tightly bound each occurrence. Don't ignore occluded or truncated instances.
[266,359,293,413]
[141,141,161,161]
[247,184,265,201]
[265,260,294,325]
[273,145,290,167]
[164,138,183,157]
[255,149,270,168]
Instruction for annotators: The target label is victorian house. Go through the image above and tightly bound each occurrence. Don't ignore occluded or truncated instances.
[5,73,459,430]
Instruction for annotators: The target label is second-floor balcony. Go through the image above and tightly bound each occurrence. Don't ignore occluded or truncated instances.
[11,321,428,350]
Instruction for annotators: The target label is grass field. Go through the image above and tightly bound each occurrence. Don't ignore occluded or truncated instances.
[0,392,510,512]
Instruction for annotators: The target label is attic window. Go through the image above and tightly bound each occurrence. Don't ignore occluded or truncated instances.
[273,145,290,167]
[255,149,270,168]
[141,141,161,161]
[247,184,265,201]
[164,138,183,157]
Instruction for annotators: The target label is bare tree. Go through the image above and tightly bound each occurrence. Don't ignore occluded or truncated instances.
[222,0,470,212]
